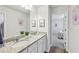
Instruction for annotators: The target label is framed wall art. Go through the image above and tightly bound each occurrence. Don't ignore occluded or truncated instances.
[39,19,45,27]
[32,20,36,27]
[72,6,79,25]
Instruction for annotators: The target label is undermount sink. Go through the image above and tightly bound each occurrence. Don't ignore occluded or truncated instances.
[11,37,30,48]
[14,34,32,42]
[11,40,28,48]
[5,35,30,48]
[7,33,40,48]
[10,34,33,48]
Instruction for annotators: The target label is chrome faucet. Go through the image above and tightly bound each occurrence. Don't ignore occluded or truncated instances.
[15,37,19,42]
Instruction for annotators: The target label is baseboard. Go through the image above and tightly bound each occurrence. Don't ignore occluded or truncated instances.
[45,46,50,52]
[64,49,69,53]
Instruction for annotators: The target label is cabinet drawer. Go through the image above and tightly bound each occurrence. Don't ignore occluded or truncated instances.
[28,42,37,53]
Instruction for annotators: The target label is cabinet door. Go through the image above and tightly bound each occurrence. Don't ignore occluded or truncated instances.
[28,42,38,53]
[38,39,43,53]
[29,48,37,53]
[37,35,47,53]
[21,48,27,53]
[42,36,46,52]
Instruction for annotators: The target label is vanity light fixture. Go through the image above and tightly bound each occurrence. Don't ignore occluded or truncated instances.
[21,5,32,10]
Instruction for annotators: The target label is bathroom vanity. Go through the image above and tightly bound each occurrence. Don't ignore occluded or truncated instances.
[0,32,47,53]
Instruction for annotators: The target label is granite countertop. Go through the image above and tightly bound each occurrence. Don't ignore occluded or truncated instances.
[0,32,47,53]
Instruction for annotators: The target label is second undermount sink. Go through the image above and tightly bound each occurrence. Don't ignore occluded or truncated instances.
[11,35,32,48]
[14,34,32,42]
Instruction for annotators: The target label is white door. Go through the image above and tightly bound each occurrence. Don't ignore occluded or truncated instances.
[51,14,65,48]
[63,13,69,51]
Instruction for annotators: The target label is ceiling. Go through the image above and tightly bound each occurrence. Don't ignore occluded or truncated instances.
[4,5,44,14]
[4,5,30,14]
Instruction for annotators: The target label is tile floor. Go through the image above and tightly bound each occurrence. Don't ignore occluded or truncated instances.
[49,46,68,53]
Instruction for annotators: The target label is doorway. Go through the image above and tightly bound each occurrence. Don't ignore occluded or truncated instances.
[51,14,65,48]
[50,6,69,52]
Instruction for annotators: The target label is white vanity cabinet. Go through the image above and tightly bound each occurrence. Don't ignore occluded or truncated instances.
[20,43,38,53]
[20,34,47,53]
[42,36,47,52]
[37,38,43,53]
[21,48,28,53]
[37,35,47,53]
[27,42,38,53]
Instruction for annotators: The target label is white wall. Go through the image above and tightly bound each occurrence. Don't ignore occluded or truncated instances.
[30,5,48,32]
[37,6,48,33]
[69,6,79,53]
[30,6,38,32]
[0,6,29,39]
[30,5,50,51]
[37,6,50,51]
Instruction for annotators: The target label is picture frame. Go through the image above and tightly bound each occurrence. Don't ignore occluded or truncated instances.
[32,20,36,27]
[39,19,45,27]
[72,6,79,25]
